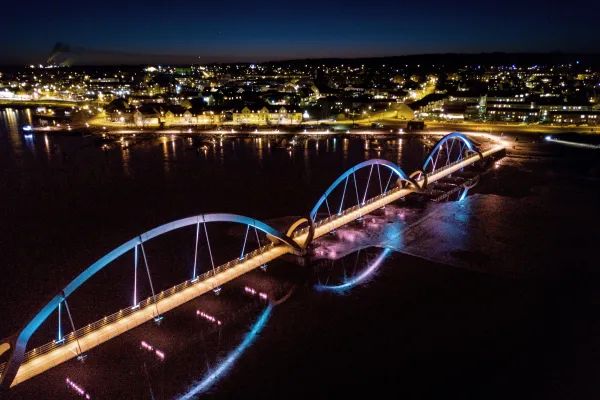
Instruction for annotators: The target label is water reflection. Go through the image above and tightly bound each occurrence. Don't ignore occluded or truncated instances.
[257,137,263,162]
[397,138,403,166]
[3,109,23,153]
[343,137,349,162]
[121,146,132,177]
[23,133,36,156]
[315,248,392,292]
[161,137,170,173]
[177,305,273,399]
[44,134,52,161]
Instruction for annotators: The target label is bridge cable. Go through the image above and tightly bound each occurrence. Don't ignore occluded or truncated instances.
[362,165,374,205]
[201,215,218,279]
[432,148,440,172]
[447,138,456,166]
[56,301,64,343]
[62,298,84,359]
[376,164,383,195]
[384,170,394,194]
[352,171,361,218]
[139,238,160,318]
[338,176,348,215]
[240,225,250,260]
[253,225,266,267]
[325,198,335,232]
[133,245,139,308]
[192,217,201,281]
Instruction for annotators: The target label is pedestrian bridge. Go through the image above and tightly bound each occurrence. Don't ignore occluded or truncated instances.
[0,132,505,390]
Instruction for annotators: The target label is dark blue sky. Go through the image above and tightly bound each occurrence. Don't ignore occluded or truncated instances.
[1,0,598,64]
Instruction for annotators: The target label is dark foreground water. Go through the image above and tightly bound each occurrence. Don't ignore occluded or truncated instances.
[1,108,600,399]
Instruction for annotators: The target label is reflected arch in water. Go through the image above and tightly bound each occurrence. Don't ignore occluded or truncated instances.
[315,247,392,293]
[177,304,273,399]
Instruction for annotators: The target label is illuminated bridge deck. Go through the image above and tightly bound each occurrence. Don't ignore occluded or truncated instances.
[6,244,287,387]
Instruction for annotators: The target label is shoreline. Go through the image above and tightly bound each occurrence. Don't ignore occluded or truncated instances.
[29,122,600,139]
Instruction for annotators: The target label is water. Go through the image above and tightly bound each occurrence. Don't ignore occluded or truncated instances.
[1,108,600,399]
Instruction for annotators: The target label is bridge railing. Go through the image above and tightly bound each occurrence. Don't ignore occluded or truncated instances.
[2,242,275,369]
[299,185,405,232]
[303,151,490,231]
[425,151,483,178]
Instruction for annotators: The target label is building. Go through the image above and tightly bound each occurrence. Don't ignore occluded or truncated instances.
[133,107,160,127]
[546,111,600,125]
[232,105,302,125]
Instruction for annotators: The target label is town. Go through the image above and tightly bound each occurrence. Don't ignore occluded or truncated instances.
[1,53,600,133]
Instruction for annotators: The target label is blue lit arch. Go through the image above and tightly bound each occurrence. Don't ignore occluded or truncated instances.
[0,213,299,390]
[309,159,417,221]
[422,132,482,172]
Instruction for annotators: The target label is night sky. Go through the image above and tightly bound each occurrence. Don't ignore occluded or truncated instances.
[1,0,599,65]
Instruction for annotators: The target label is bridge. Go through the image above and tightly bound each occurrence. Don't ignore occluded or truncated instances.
[0,132,505,391]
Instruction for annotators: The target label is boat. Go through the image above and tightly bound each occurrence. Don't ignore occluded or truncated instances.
[21,125,34,134]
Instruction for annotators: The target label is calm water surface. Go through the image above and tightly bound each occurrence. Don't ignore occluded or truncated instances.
[1,108,600,399]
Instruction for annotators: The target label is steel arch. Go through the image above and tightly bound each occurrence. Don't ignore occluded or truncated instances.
[309,159,416,220]
[422,132,481,172]
[286,216,315,250]
[0,213,299,390]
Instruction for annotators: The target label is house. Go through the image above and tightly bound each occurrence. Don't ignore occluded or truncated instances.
[232,105,303,125]
[133,104,161,126]
[164,105,188,125]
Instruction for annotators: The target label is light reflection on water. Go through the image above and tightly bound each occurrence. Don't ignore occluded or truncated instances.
[315,247,392,292]
[174,245,395,399]
[177,304,273,399]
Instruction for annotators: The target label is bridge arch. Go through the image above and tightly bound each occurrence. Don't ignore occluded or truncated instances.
[309,159,417,221]
[286,217,315,250]
[409,170,427,189]
[0,213,299,390]
[423,132,482,173]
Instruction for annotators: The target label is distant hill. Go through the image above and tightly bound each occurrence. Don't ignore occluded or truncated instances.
[262,53,600,69]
